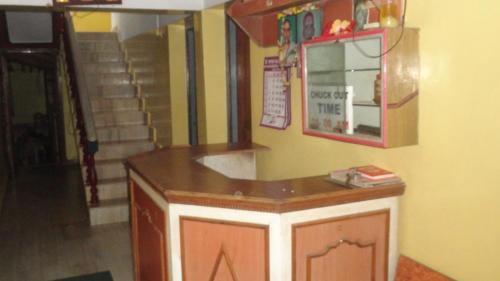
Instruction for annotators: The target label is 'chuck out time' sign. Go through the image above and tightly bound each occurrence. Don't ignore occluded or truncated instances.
[306,85,353,134]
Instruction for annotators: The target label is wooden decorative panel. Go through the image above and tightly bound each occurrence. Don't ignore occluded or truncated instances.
[307,239,376,281]
[131,181,168,281]
[293,210,390,281]
[209,247,239,281]
[180,217,269,281]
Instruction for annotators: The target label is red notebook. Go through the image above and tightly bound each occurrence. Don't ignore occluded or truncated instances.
[355,165,395,180]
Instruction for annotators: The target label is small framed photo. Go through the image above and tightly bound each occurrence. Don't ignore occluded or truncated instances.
[297,9,323,43]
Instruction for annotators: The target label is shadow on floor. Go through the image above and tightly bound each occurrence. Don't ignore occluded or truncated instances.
[0,164,133,281]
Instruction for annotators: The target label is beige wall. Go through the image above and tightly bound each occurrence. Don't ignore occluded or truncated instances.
[168,22,190,146]
[191,6,228,145]
[150,8,229,146]
[198,6,228,144]
[249,0,500,280]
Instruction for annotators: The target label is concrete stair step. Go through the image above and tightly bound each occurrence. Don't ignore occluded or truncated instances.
[140,84,169,94]
[84,62,128,74]
[151,119,171,125]
[144,95,170,108]
[91,97,140,112]
[91,84,137,98]
[97,124,151,142]
[141,89,168,98]
[95,159,126,180]
[129,61,167,74]
[82,51,124,63]
[79,40,121,53]
[129,33,163,41]
[77,32,118,41]
[153,123,172,138]
[124,41,165,52]
[94,110,146,127]
[148,107,171,121]
[86,178,128,201]
[89,198,129,225]
[95,140,155,161]
[127,51,167,63]
[135,72,169,86]
[86,73,132,86]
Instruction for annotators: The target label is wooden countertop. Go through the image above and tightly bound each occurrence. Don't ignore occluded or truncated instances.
[126,143,405,213]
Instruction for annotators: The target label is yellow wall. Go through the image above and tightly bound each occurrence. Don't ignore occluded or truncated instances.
[168,22,189,146]
[199,7,228,144]
[249,0,500,280]
[72,12,111,32]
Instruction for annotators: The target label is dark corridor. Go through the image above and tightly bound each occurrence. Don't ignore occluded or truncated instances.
[4,52,65,168]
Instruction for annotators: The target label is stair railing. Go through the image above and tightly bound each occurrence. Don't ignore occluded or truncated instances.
[60,12,99,206]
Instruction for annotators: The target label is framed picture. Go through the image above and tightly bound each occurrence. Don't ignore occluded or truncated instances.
[297,9,323,43]
[278,15,298,67]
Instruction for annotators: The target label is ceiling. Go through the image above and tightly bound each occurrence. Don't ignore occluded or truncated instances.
[5,11,53,44]
[0,0,230,11]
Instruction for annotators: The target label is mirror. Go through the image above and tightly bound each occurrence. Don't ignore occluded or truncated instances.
[301,33,384,144]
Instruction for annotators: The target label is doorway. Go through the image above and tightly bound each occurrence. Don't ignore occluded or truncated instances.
[185,15,198,146]
[226,17,252,145]
[4,52,65,168]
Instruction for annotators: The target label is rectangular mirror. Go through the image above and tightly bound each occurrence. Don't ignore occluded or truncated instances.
[301,32,384,145]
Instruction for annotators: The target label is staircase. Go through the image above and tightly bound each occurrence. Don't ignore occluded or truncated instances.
[77,32,155,225]
[123,33,172,148]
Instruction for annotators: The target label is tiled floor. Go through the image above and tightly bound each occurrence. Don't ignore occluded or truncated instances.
[0,165,134,281]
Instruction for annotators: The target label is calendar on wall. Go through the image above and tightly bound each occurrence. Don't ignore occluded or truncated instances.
[260,56,291,129]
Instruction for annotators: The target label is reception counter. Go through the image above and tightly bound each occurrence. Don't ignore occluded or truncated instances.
[126,143,405,281]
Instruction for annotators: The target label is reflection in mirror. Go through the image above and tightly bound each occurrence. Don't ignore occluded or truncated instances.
[303,34,383,141]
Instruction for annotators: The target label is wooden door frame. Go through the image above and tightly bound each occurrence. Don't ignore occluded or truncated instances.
[226,16,252,145]
[0,55,15,178]
[44,63,67,163]
[185,15,199,146]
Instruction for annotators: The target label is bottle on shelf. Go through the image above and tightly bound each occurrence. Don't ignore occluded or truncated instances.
[379,0,399,28]
[373,73,381,105]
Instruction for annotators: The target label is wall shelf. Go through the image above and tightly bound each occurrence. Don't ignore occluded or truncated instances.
[226,0,354,47]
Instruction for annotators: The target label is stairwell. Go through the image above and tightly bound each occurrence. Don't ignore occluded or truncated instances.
[77,32,155,225]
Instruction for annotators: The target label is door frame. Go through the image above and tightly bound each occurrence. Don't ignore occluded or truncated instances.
[185,15,199,146]
[0,55,15,177]
[226,16,252,145]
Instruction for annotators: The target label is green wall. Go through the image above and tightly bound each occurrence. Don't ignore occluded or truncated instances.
[10,69,46,125]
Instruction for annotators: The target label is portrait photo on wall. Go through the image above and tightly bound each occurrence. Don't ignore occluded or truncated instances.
[278,15,298,67]
[297,9,323,44]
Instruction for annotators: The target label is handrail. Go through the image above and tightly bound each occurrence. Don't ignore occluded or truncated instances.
[64,12,98,151]
[61,12,99,205]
